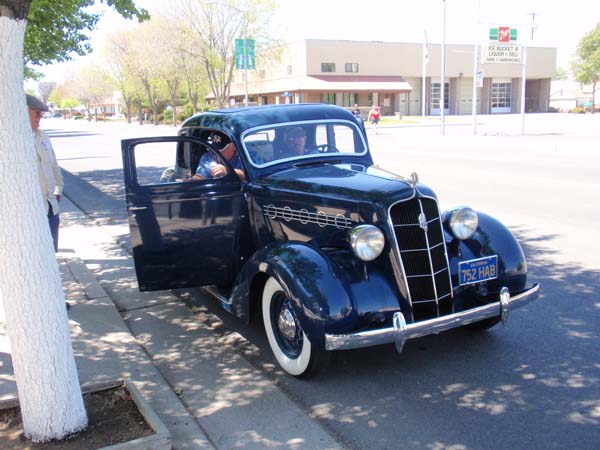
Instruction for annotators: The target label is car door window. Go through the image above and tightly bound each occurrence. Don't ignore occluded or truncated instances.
[132,141,183,186]
[132,140,236,186]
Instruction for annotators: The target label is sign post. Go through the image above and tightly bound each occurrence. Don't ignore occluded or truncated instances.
[471,0,480,135]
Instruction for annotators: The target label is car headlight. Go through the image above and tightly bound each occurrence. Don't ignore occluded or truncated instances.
[446,207,478,240]
[348,225,385,261]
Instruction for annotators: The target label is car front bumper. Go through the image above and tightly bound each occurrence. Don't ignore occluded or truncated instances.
[325,283,540,352]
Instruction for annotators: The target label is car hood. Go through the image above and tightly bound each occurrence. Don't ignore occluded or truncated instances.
[257,163,436,205]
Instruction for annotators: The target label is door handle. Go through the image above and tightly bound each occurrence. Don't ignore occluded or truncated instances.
[129,206,148,211]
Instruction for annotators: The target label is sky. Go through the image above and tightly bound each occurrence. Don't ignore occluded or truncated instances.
[35,0,600,84]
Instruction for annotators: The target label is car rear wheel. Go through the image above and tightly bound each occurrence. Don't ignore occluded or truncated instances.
[262,277,327,377]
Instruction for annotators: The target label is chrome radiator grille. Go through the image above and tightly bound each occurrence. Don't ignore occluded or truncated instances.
[389,197,453,321]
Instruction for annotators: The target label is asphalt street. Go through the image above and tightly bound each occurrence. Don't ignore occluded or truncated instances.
[47,113,600,450]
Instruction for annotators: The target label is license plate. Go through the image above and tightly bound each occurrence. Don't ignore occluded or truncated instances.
[459,255,498,285]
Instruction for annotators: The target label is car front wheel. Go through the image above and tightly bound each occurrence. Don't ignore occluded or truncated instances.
[262,277,327,377]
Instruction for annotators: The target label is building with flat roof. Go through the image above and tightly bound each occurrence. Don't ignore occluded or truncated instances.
[224,39,556,116]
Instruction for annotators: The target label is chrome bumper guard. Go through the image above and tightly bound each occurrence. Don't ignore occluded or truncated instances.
[325,284,540,352]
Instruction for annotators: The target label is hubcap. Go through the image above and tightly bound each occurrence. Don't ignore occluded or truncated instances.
[278,307,297,341]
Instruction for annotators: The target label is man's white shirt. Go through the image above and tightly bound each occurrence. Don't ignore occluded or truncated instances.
[34,129,63,215]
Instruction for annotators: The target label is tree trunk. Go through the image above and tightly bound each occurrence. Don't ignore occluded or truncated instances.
[0,13,87,443]
[593,80,597,114]
[171,94,177,127]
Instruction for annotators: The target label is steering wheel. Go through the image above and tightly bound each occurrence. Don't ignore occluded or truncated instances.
[316,144,339,154]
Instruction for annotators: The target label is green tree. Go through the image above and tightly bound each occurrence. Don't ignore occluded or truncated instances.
[572,23,600,113]
[553,66,569,81]
[23,0,148,78]
[103,28,145,123]
[72,61,116,120]
[124,19,170,125]
[49,80,83,117]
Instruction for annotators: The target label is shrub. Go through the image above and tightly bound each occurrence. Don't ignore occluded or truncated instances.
[568,107,586,114]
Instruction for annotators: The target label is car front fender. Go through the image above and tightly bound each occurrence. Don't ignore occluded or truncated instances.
[231,242,364,348]
[446,211,529,294]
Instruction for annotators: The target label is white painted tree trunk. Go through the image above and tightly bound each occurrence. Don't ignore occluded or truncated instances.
[0,16,87,442]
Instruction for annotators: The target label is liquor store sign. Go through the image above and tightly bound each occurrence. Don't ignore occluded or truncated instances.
[483,43,522,64]
[483,26,522,64]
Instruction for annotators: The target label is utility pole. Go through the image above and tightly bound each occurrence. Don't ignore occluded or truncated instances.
[472,0,481,135]
[422,30,428,117]
[520,13,536,135]
[440,0,446,136]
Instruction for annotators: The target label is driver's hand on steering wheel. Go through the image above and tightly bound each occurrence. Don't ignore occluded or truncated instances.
[210,163,227,178]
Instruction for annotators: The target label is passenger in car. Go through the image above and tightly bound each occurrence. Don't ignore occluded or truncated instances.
[192,142,246,181]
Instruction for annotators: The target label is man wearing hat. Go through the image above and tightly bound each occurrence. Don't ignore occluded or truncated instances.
[193,133,246,182]
[26,94,63,252]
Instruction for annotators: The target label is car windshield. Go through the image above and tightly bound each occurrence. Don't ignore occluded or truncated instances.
[241,120,367,167]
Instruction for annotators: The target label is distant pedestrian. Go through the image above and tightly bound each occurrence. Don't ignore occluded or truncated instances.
[351,104,362,119]
[27,94,63,253]
[368,105,381,134]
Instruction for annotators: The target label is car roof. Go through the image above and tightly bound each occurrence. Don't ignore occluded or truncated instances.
[181,104,356,137]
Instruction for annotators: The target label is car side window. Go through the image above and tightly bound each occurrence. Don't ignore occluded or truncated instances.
[132,139,226,186]
[132,141,185,186]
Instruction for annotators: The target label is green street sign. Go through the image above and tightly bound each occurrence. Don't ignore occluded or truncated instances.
[235,38,255,70]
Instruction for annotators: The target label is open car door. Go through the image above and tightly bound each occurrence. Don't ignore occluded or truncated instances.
[121,136,246,291]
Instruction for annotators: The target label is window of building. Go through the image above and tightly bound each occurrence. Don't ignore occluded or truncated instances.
[259,69,265,79]
[321,63,336,73]
[287,65,292,75]
[431,82,449,113]
[321,93,336,104]
[345,63,359,73]
[491,81,512,112]
[342,93,358,107]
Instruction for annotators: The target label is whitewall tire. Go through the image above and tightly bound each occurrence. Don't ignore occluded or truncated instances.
[262,276,326,377]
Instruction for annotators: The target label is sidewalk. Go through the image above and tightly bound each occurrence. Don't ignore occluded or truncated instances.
[0,195,344,450]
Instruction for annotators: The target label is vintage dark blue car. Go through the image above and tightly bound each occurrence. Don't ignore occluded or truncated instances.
[122,104,539,377]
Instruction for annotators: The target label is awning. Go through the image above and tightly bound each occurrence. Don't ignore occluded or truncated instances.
[227,75,412,97]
